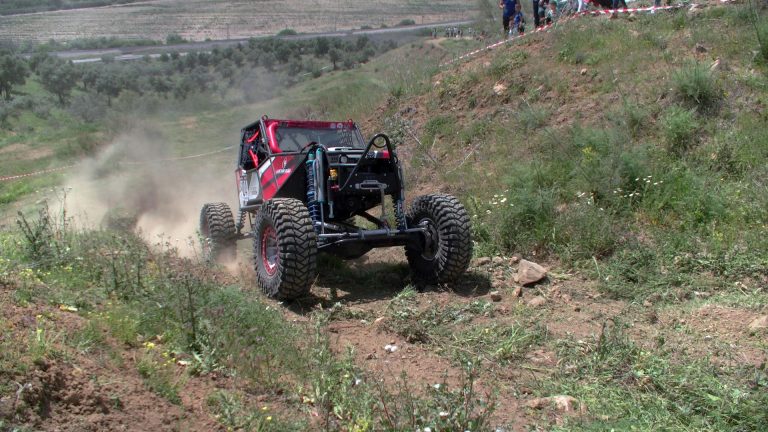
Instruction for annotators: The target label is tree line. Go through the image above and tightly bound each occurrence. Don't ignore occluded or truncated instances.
[0,35,396,123]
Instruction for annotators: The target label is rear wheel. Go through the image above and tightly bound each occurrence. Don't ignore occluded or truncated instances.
[199,202,237,263]
[253,198,317,300]
[405,194,472,284]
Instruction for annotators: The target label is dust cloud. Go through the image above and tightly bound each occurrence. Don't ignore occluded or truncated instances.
[63,126,236,256]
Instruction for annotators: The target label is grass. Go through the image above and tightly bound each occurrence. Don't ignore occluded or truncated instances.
[671,62,722,112]
[449,322,548,364]
[136,344,184,404]
[206,390,303,431]
[382,288,548,368]
[407,5,768,306]
[1,203,501,429]
[540,320,768,431]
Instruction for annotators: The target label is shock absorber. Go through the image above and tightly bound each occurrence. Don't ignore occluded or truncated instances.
[306,152,321,231]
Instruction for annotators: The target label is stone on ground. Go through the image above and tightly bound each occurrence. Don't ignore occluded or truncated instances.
[527,296,547,307]
[474,257,491,266]
[517,259,547,285]
[748,315,768,331]
[526,395,585,414]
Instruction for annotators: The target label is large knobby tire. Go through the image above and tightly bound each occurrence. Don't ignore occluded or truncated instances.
[405,194,472,284]
[199,202,237,263]
[253,198,317,300]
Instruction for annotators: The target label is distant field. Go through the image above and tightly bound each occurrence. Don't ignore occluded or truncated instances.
[0,0,477,44]
[0,0,142,16]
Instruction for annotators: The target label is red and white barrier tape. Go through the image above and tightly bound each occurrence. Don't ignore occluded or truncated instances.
[120,145,234,165]
[0,145,234,183]
[441,1,734,67]
[0,165,78,182]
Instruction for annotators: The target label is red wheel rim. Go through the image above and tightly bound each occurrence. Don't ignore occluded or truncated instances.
[261,225,279,276]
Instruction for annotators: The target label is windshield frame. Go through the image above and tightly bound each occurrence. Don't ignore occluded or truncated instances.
[262,119,367,155]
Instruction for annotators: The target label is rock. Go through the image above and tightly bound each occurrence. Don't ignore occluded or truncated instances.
[580,68,587,76]
[695,43,708,53]
[646,310,659,324]
[492,256,505,265]
[475,257,492,267]
[687,5,703,18]
[527,296,547,307]
[645,293,662,305]
[748,316,768,331]
[512,286,523,297]
[384,344,398,353]
[490,291,502,302]
[493,82,507,95]
[511,255,521,264]
[526,395,585,414]
[517,259,547,285]
[573,306,581,312]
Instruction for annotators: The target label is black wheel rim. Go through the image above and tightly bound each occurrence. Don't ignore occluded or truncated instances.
[418,218,439,260]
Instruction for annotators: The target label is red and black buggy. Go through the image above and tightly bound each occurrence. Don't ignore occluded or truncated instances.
[200,116,472,299]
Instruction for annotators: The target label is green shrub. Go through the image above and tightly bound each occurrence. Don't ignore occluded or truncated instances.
[662,106,699,155]
[758,20,768,62]
[516,105,549,131]
[498,187,556,255]
[545,320,768,430]
[487,50,527,80]
[640,165,726,228]
[671,63,720,111]
[619,100,650,139]
[554,203,620,262]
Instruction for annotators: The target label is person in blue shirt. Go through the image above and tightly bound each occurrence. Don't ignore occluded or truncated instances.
[499,0,517,37]
[511,2,526,36]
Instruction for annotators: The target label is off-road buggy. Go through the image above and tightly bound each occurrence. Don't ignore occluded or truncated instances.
[200,116,472,300]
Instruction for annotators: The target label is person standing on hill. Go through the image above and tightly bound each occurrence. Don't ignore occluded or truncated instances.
[511,2,526,36]
[499,0,517,37]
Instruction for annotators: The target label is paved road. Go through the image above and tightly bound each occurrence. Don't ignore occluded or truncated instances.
[46,19,475,64]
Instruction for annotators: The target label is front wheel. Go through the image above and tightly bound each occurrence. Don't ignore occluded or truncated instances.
[253,198,317,300]
[200,202,237,263]
[405,194,472,284]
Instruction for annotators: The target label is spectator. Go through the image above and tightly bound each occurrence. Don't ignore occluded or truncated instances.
[539,0,551,26]
[612,0,627,10]
[499,0,517,37]
[544,0,555,25]
[511,2,526,36]
[532,0,541,28]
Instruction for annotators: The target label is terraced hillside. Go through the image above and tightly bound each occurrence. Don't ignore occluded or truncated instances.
[0,0,475,44]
